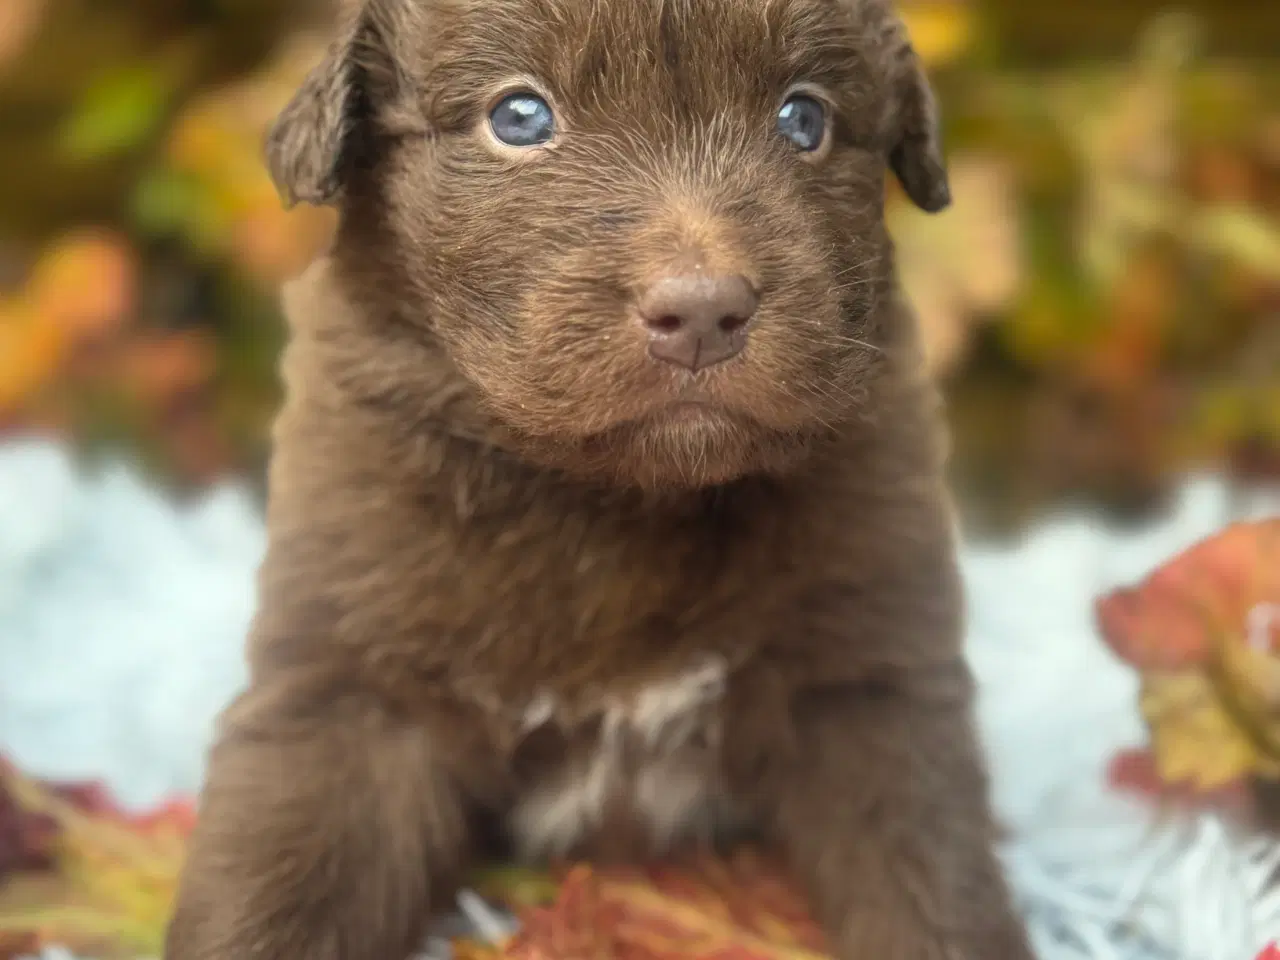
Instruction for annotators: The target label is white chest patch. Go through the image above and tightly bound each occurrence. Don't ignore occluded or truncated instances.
[508,655,731,860]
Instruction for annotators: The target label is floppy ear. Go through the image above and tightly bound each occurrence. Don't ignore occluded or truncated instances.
[265,5,365,208]
[884,25,951,213]
[265,0,417,208]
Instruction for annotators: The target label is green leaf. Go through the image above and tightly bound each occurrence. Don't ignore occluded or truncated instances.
[131,168,230,255]
[131,170,202,234]
[59,64,172,161]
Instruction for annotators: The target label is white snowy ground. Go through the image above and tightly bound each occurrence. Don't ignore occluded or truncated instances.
[0,436,1277,960]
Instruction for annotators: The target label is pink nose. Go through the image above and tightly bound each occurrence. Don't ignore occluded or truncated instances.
[637,273,758,372]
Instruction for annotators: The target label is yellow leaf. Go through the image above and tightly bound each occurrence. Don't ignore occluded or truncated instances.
[891,153,1021,374]
[164,107,237,177]
[1140,671,1271,791]
[897,1,975,68]
[1190,206,1280,281]
[1218,612,1280,759]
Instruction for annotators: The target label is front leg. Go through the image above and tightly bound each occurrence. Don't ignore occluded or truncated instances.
[164,681,472,960]
[742,665,1033,959]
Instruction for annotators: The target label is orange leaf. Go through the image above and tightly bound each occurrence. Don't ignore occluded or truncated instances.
[228,204,335,285]
[26,230,137,344]
[0,929,40,960]
[0,0,46,71]
[460,852,831,960]
[1096,519,1280,671]
[118,331,218,409]
[0,300,66,414]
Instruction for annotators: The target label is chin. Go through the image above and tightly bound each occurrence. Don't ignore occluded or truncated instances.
[508,403,817,492]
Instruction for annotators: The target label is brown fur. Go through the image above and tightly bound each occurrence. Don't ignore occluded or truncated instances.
[165,0,1033,957]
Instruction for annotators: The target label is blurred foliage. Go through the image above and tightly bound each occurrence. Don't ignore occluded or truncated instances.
[0,0,1276,526]
[0,758,195,960]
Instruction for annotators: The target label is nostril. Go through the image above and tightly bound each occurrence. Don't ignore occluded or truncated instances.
[637,272,758,351]
[648,314,684,334]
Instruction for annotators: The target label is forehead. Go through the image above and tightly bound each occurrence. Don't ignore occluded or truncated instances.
[424,0,885,109]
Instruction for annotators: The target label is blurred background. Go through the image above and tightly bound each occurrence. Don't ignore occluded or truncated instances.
[0,0,1277,533]
[0,2,1279,958]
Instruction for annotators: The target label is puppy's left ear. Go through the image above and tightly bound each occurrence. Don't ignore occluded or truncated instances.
[885,29,951,213]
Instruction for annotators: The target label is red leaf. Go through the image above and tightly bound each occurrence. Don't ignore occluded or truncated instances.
[1258,943,1279,960]
[1105,748,1253,818]
[0,930,41,960]
[1096,519,1280,670]
[47,777,196,837]
[1106,749,1167,798]
[0,775,58,881]
[2,754,195,843]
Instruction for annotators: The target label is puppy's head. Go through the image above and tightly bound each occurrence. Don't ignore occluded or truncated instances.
[268,0,950,490]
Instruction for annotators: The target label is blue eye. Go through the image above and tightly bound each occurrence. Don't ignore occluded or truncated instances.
[777,95,827,152]
[489,92,556,147]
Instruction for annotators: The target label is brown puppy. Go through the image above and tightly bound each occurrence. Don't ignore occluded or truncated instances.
[164,0,1034,958]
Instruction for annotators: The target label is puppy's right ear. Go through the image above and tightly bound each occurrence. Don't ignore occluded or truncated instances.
[268,0,425,208]
[265,5,367,208]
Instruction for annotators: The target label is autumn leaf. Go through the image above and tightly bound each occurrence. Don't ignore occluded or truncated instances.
[26,230,137,345]
[1081,249,1174,391]
[0,299,66,414]
[456,851,831,960]
[1105,748,1255,815]
[59,62,173,161]
[1258,942,1280,960]
[117,331,218,410]
[228,202,336,285]
[469,864,562,911]
[891,153,1022,375]
[1188,205,1280,282]
[0,761,59,882]
[150,37,336,285]
[0,0,46,71]
[1097,519,1280,808]
[897,0,976,70]
[1097,520,1280,671]
[0,762,194,960]
[1139,670,1277,792]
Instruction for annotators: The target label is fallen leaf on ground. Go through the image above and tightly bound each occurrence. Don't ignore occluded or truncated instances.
[0,761,59,884]
[0,760,194,960]
[455,851,831,960]
[1097,519,1280,812]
